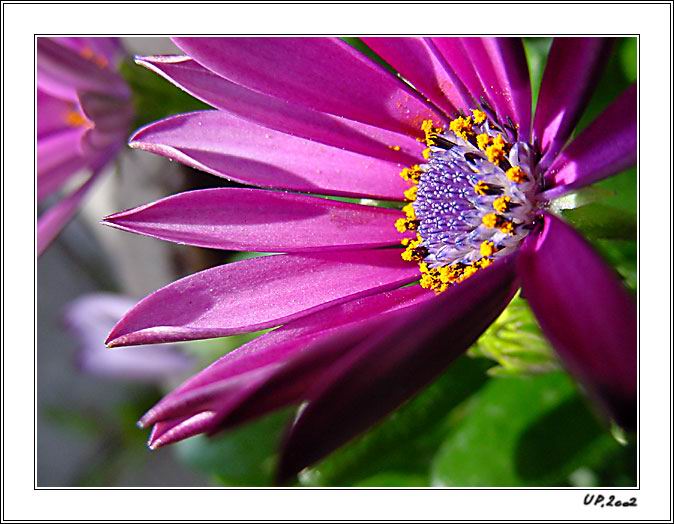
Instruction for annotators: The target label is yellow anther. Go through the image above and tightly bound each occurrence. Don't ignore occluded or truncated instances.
[402,203,416,221]
[474,181,491,196]
[395,218,409,233]
[505,166,527,183]
[473,257,493,269]
[400,165,422,183]
[421,119,443,146]
[486,134,507,165]
[480,240,496,257]
[471,109,487,124]
[492,196,512,213]
[449,116,474,140]
[499,221,515,235]
[476,133,491,151]
[401,235,425,262]
[482,213,499,229]
[64,109,88,128]
[403,185,418,201]
[422,147,432,160]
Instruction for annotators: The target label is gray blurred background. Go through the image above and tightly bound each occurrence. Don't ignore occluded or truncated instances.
[37,37,212,487]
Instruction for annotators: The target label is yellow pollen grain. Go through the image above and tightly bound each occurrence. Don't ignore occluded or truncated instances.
[471,109,487,124]
[480,240,496,257]
[402,203,416,221]
[474,181,490,196]
[486,134,507,165]
[476,133,491,151]
[482,213,499,229]
[403,185,418,201]
[449,116,474,140]
[389,145,401,151]
[473,257,493,269]
[400,165,422,183]
[505,166,527,183]
[492,196,511,213]
[500,221,515,235]
[395,218,409,233]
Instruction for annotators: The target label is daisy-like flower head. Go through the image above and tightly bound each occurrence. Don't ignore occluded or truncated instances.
[37,37,134,255]
[102,38,636,482]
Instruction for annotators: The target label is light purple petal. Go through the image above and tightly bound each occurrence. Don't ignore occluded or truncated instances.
[139,286,432,428]
[278,256,519,480]
[519,213,636,429]
[65,294,192,382]
[37,126,87,197]
[105,250,420,347]
[37,38,129,100]
[135,55,423,165]
[129,111,410,201]
[37,168,103,256]
[37,89,77,139]
[361,38,460,117]
[53,37,124,67]
[103,188,407,252]
[172,37,443,136]
[534,38,613,170]
[544,84,636,197]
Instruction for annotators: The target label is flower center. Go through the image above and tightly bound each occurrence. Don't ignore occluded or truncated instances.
[396,109,541,293]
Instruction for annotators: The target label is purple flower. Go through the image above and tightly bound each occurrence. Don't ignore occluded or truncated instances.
[102,38,636,480]
[37,37,133,255]
[65,293,193,382]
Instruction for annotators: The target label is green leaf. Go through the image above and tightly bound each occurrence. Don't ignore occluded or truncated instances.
[469,294,559,376]
[561,203,636,241]
[174,409,292,486]
[354,472,428,487]
[301,356,492,487]
[523,37,553,109]
[431,373,629,486]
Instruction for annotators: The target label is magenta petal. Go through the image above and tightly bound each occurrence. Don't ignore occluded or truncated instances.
[461,38,532,140]
[37,38,129,100]
[428,38,484,110]
[140,286,432,428]
[361,38,460,117]
[278,256,519,480]
[172,37,443,136]
[148,412,219,449]
[105,250,420,347]
[544,84,636,196]
[534,38,613,170]
[129,111,409,200]
[519,214,636,429]
[103,188,407,252]
[37,169,104,256]
[135,55,423,165]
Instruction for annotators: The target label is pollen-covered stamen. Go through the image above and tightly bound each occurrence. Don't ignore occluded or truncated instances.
[396,109,541,293]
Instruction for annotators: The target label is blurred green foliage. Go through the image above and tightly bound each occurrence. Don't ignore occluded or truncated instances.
[119,59,210,131]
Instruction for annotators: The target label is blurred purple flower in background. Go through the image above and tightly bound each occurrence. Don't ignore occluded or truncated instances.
[65,293,193,382]
[101,37,636,480]
[37,37,134,255]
